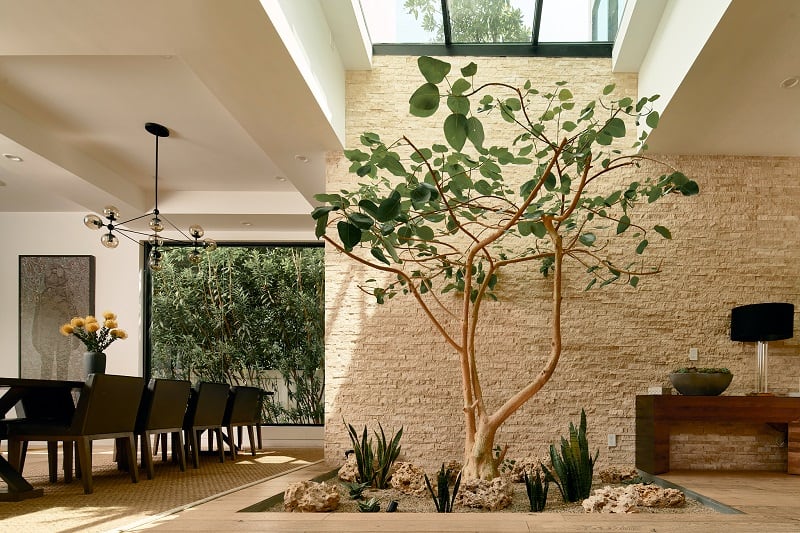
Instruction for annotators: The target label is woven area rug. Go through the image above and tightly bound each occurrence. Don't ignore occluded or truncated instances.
[0,444,323,532]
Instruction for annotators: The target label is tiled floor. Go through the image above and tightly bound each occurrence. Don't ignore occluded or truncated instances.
[124,466,800,532]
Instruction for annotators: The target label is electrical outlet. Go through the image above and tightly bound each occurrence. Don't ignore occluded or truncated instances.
[689,347,698,361]
[607,434,617,447]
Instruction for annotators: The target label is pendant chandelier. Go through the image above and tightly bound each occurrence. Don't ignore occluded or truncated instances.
[83,122,216,270]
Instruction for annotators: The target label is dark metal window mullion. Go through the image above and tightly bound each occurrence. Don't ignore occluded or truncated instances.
[441,0,452,46]
[532,0,544,46]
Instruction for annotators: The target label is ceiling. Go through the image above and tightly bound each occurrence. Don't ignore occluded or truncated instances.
[0,0,797,237]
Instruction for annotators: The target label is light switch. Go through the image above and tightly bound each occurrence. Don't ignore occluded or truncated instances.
[689,347,698,361]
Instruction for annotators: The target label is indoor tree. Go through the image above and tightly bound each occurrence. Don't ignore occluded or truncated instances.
[404,0,529,42]
[314,57,698,480]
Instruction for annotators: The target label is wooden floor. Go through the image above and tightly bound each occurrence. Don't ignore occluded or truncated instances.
[124,465,800,532]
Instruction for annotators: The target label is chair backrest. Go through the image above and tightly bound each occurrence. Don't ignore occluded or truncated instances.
[183,382,229,428]
[73,374,145,435]
[135,378,191,434]
[223,386,262,425]
[18,387,76,424]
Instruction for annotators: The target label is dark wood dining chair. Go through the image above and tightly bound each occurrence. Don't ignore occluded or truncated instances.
[134,378,191,479]
[6,373,144,494]
[182,382,229,469]
[222,386,262,459]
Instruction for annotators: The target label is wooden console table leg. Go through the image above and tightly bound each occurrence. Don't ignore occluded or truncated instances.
[789,422,800,475]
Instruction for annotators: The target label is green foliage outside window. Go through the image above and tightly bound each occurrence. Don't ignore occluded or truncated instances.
[149,245,324,424]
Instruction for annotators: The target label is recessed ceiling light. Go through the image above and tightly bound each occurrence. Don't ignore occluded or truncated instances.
[780,76,800,89]
[294,154,310,163]
[3,154,23,162]
[241,221,253,227]
[275,175,288,182]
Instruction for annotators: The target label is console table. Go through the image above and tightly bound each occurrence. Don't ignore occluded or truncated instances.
[635,395,800,475]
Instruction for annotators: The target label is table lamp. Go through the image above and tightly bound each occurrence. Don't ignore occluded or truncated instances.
[730,302,794,394]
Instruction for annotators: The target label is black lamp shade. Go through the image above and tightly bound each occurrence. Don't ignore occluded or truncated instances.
[731,302,794,342]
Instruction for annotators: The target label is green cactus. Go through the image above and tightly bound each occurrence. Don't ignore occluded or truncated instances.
[541,408,598,502]
[342,480,370,499]
[522,469,549,512]
[357,496,381,512]
[424,463,462,513]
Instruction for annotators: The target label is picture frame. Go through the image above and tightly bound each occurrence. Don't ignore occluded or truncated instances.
[18,255,95,380]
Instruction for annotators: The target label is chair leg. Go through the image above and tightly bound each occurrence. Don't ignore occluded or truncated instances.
[215,428,224,463]
[173,430,187,472]
[160,433,168,462]
[63,440,73,483]
[256,423,262,450]
[247,425,256,456]
[124,434,138,484]
[75,441,82,479]
[47,441,58,482]
[141,433,155,480]
[76,437,93,494]
[227,425,237,460]
[188,429,200,469]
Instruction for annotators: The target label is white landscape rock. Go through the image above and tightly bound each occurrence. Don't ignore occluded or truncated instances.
[582,483,686,513]
[337,454,358,482]
[389,462,429,496]
[455,477,514,511]
[283,481,340,512]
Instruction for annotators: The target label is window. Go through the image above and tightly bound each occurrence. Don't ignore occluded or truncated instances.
[144,244,324,425]
[360,0,621,56]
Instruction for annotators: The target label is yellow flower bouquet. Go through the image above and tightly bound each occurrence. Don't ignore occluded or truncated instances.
[59,311,128,353]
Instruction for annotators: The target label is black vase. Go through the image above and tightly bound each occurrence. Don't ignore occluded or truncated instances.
[83,351,107,377]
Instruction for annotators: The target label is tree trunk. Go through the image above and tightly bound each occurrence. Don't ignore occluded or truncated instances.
[461,425,499,480]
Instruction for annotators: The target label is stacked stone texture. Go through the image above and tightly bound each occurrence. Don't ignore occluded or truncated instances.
[325,56,800,473]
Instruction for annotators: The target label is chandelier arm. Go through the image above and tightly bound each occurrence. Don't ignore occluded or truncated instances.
[160,214,195,241]
[116,212,153,226]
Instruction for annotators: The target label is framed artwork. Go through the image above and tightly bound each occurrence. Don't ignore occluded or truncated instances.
[18,255,95,380]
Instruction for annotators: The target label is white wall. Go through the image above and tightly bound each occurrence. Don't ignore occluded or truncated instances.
[1,212,142,377]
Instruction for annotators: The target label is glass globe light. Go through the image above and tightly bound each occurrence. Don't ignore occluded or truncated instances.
[187,249,202,264]
[100,232,119,248]
[189,224,204,239]
[149,216,164,232]
[103,205,120,220]
[203,238,217,252]
[148,235,164,246]
[84,214,103,230]
[148,249,163,271]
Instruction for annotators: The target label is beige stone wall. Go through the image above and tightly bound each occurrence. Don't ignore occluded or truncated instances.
[324,55,800,472]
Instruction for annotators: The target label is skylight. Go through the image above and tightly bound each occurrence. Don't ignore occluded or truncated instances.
[360,0,621,56]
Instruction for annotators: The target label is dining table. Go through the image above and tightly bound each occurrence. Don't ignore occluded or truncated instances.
[0,377,84,501]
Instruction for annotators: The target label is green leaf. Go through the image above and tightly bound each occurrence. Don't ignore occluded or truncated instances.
[636,239,649,254]
[451,78,471,96]
[371,247,390,265]
[579,233,596,246]
[415,225,435,241]
[616,215,630,234]
[418,56,451,84]
[654,225,672,239]
[314,193,344,205]
[460,62,477,77]
[337,221,362,250]
[602,83,616,95]
[311,205,336,220]
[356,164,373,177]
[629,276,640,288]
[603,117,626,138]
[645,110,659,129]
[558,88,573,101]
[314,213,328,238]
[359,199,379,219]
[349,212,374,230]
[585,278,597,291]
[376,190,402,222]
[474,180,493,195]
[447,95,469,114]
[343,148,369,162]
[562,121,577,132]
[443,113,469,152]
[409,83,440,117]
[466,117,485,149]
